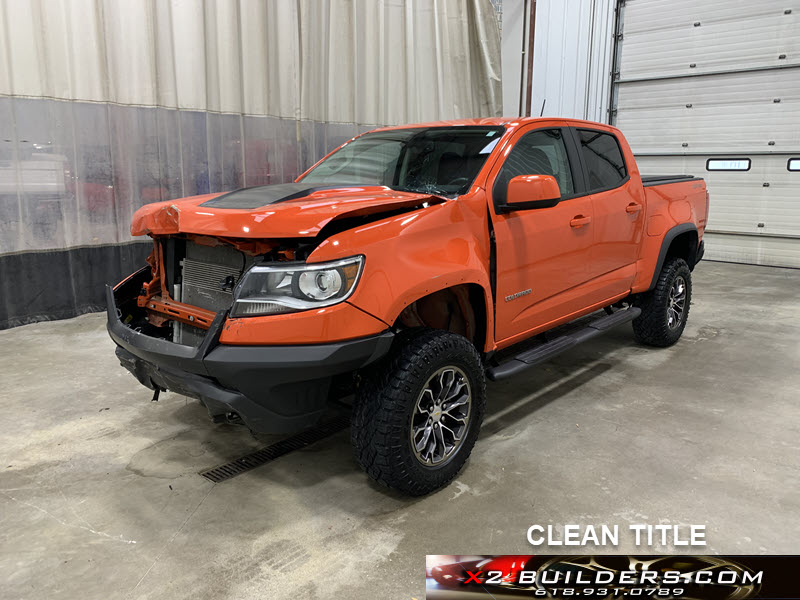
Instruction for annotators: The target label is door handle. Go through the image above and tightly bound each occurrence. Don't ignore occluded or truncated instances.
[570,215,592,228]
[626,202,642,214]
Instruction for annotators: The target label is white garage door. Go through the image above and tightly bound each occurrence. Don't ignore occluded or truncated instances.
[611,0,800,267]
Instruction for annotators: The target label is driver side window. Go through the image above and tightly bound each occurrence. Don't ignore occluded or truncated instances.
[493,129,575,205]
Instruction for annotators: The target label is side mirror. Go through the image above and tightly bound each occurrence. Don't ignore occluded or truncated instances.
[502,174,561,211]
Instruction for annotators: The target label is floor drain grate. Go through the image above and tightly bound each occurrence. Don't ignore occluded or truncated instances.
[199,414,350,483]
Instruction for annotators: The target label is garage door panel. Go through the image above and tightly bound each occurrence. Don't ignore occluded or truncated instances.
[617,106,798,154]
[619,1,798,79]
[622,0,794,36]
[703,232,800,268]
[616,68,800,153]
[615,69,800,110]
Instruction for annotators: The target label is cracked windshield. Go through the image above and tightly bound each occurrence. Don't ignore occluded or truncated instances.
[300,126,504,197]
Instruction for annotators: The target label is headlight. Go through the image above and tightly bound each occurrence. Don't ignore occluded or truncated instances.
[230,256,364,317]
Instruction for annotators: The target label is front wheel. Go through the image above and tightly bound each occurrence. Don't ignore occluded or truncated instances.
[351,328,486,496]
[632,257,692,347]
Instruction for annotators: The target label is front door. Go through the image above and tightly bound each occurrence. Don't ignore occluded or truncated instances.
[490,126,595,345]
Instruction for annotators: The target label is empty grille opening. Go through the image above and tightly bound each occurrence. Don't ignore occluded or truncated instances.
[171,240,256,346]
[198,415,350,483]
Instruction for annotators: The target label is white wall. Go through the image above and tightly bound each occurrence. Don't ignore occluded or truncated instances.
[501,0,615,121]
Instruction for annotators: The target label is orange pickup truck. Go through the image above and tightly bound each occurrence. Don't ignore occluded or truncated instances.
[107,117,708,495]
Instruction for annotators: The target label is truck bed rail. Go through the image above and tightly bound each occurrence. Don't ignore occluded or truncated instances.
[641,175,702,187]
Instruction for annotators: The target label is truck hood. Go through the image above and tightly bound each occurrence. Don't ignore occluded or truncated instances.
[131,183,444,239]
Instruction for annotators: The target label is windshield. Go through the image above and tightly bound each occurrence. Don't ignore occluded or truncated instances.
[299,126,505,197]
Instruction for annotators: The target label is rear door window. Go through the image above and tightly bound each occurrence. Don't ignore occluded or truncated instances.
[577,129,627,191]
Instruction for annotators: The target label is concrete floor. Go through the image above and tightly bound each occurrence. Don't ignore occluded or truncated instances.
[1,260,798,600]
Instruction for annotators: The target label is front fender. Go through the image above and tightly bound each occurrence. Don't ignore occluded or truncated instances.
[309,196,496,351]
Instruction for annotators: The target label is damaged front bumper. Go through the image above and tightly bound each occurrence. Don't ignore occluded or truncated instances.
[106,278,393,434]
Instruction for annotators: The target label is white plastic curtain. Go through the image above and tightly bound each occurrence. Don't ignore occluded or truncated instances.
[0,0,503,255]
[0,0,501,327]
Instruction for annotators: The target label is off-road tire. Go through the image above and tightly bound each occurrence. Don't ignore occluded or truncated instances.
[633,257,692,347]
[351,328,486,496]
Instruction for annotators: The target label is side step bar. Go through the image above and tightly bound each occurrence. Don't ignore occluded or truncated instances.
[486,306,641,381]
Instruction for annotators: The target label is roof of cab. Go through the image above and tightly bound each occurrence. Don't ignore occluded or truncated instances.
[371,116,619,132]
[372,117,518,131]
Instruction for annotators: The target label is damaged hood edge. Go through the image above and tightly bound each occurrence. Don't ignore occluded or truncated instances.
[130,185,446,239]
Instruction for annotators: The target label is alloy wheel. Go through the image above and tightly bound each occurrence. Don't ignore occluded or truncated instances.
[410,366,472,467]
[667,275,687,329]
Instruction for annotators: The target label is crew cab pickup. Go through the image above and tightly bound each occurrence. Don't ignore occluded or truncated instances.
[107,118,708,495]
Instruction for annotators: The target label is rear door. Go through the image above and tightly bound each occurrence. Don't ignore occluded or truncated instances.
[489,124,596,345]
[572,128,645,296]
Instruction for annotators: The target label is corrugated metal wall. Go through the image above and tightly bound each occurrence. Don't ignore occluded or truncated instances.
[501,0,615,120]
[0,0,503,328]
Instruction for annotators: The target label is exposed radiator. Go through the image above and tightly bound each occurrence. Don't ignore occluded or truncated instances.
[173,241,254,346]
[181,258,241,313]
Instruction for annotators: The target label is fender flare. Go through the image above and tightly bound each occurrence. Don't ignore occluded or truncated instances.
[647,223,699,291]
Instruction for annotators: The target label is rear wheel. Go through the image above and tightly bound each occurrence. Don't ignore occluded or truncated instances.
[351,328,486,496]
[633,257,692,347]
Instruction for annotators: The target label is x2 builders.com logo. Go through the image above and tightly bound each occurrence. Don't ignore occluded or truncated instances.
[425,555,800,599]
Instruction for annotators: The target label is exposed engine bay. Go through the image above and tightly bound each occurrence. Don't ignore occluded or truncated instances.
[119,234,317,347]
[118,195,440,347]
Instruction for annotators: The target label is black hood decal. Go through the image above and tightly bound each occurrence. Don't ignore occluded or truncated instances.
[199,183,355,209]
